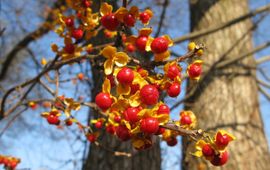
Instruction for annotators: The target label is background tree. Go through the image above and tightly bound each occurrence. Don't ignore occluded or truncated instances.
[181,0,270,169]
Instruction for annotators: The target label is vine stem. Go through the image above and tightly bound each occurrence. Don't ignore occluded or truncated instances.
[122,0,127,7]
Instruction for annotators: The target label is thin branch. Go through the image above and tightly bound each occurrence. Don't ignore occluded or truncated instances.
[216,41,270,68]
[0,0,65,80]
[154,0,169,37]
[257,79,270,88]
[256,55,270,64]
[161,123,204,141]
[0,107,27,137]
[259,86,270,101]
[173,4,270,43]
[39,80,55,95]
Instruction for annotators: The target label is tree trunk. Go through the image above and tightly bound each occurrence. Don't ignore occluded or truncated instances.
[182,0,270,169]
[82,1,161,170]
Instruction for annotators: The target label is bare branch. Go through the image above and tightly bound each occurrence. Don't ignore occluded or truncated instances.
[216,41,270,68]
[256,55,270,64]
[259,86,270,101]
[0,0,65,80]
[173,4,270,43]
[154,0,169,37]
[257,79,270,88]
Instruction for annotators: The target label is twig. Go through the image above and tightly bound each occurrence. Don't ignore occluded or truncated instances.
[256,55,270,64]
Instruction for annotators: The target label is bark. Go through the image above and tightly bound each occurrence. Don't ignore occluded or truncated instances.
[182,0,270,170]
[82,1,161,170]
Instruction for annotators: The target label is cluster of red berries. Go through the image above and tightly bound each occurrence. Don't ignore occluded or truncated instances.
[44,110,74,127]
[0,155,20,170]
[197,131,235,166]
[93,59,199,149]
[101,8,152,31]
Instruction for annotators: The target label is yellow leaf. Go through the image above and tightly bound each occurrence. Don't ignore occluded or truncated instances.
[114,52,129,67]
[155,114,169,125]
[100,3,113,16]
[132,138,145,148]
[163,35,173,47]
[131,125,141,134]
[41,112,49,118]
[102,78,111,94]
[104,59,114,75]
[91,119,98,124]
[129,91,141,107]
[116,84,131,95]
[126,35,137,44]
[115,7,128,22]
[192,151,203,158]
[195,139,206,150]
[139,28,152,36]
[129,6,139,17]
[145,9,153,18]
[145,37,154,52]
[101,46,116,59]
[41,58,47,65]
[133,72,148,88]
[154,51,170,61]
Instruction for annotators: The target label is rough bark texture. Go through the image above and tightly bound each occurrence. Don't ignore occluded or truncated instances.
[82,1,161,170]
[182,0,270,170]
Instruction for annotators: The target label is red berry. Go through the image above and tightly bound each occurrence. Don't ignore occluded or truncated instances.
[117,67,134,85]
[126,44,136,53]
[95,92,112,110]
[140,12,150,24]
[106,125,115,134]
[167,64,181,80]
[124,14,136,27]
[64,44,75,54]
[72,28,84,40]
[47,115,60,125]
[77,73,84,80]
[107,74,115,87]
[167,137,178,146]
[116,125,131,141]
[215,133,230,147]
[87,134,96,142]
[135,36,148,52]
[101,14,119,31]
[114,115,121,122]
[95,121,103,129]
[210,151,229,166]
[167,82,181,97]
[82,0,91,7]
[202,144,214,157]
[155,127,165,135]
[122,34,127,42]
[9,160,18,169]
[130,84,140,95]
[124,107,140,123]
[157,104,170,114]
[188,63,202,78]
[65,119,73,126]
[151,37,169,54]
[140,117,159,134]
[77,12,82,18]
[64,17,74,27]
[140,85,159,105]
[180,115,192,125]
